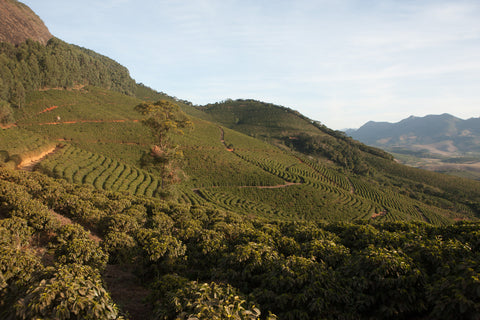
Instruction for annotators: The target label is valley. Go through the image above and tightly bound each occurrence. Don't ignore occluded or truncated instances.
[347,113,480,180]
[2,1,480,319]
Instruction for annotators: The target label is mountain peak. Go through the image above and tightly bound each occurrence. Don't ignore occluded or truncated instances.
[0,0,52,45]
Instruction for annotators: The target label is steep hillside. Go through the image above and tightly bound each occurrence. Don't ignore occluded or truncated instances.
[1,0,479,225]
[0,0,52,45]
[0,38,137,109]
[199,99,393,175]
[2,3,480,319]
[3,88,480,224]
[199,99,323,138]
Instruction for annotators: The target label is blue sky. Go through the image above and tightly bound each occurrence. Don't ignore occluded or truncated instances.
[22,0,480,129]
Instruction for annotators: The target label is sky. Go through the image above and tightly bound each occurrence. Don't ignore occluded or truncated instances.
[22,0,480,129]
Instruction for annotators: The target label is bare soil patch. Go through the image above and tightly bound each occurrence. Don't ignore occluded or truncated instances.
[17,145,60,171]
[104,264,152,320]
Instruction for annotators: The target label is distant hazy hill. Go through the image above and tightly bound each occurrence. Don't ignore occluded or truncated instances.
[0,0,52,45]
[347,113,480,156]
[346,113,480,180]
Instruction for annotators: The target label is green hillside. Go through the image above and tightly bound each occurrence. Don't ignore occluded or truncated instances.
[2,75,480,319]
[2,2,480,317]
[199,99,323,138]
[199,99,394,174]
[0,53,480,319]
[2,87,480,223]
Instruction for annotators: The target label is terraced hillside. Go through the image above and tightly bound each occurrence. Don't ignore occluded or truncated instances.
[2,87,480,225]
[3,3,480,319]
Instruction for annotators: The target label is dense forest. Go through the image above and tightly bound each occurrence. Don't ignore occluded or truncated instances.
[0,38,136,109]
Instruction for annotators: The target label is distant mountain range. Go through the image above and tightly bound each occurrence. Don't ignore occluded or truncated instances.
[346,113,480,179]
[346,113,480,156]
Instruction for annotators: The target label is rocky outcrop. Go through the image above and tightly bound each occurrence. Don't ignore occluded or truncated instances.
[0,0,52,45]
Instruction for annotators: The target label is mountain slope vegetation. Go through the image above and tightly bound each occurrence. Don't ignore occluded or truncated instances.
[2,168,480,320]
[2,2,480,319]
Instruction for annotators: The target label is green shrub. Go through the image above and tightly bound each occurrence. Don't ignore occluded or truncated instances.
[426,261,480,320]
[54,223,90,245]
[136,230,186,262]
[0,247,43,318]
[0,217,33,247]
[15,264,122,320]
[147,210,175,233]
[102,231,137,264]
[100,213,139,234]
[153,281,273,320]
[305,239,350,267]
[54,238,108,270]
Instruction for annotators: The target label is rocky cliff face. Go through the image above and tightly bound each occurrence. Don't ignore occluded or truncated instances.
[0,0,52,45]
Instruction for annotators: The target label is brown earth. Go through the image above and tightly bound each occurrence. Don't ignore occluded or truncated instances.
[17,144,60,171]
[0,0,53,45]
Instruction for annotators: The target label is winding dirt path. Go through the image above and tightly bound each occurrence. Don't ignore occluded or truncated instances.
[219,126,234,151]
[17,144,63,171]
[21,119,140,126]
[371,210,387,219]
[0,123,17,129]
[240,182,302,189]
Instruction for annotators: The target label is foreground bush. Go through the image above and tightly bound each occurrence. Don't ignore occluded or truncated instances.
[153,280,275,320]
[15,264,122,320]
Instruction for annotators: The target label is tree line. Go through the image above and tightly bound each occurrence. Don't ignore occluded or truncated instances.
[0,38,136,112]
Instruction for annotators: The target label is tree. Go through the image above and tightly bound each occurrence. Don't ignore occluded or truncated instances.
[135,100,192,190]
[0,100,14,124]
[10,81,25,108]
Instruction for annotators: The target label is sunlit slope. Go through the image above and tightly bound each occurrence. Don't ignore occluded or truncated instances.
[172,115,465,224]
[1,88,478,224]
[199,99,324,139]
[196,99,480,221]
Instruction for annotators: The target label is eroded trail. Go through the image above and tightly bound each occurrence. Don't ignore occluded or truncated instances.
[240,182,302,189]
[21,119,140,126]
[104,265,152,320]
[43,196,149,319]
[219,126,234,151]
[17,144,63,171]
